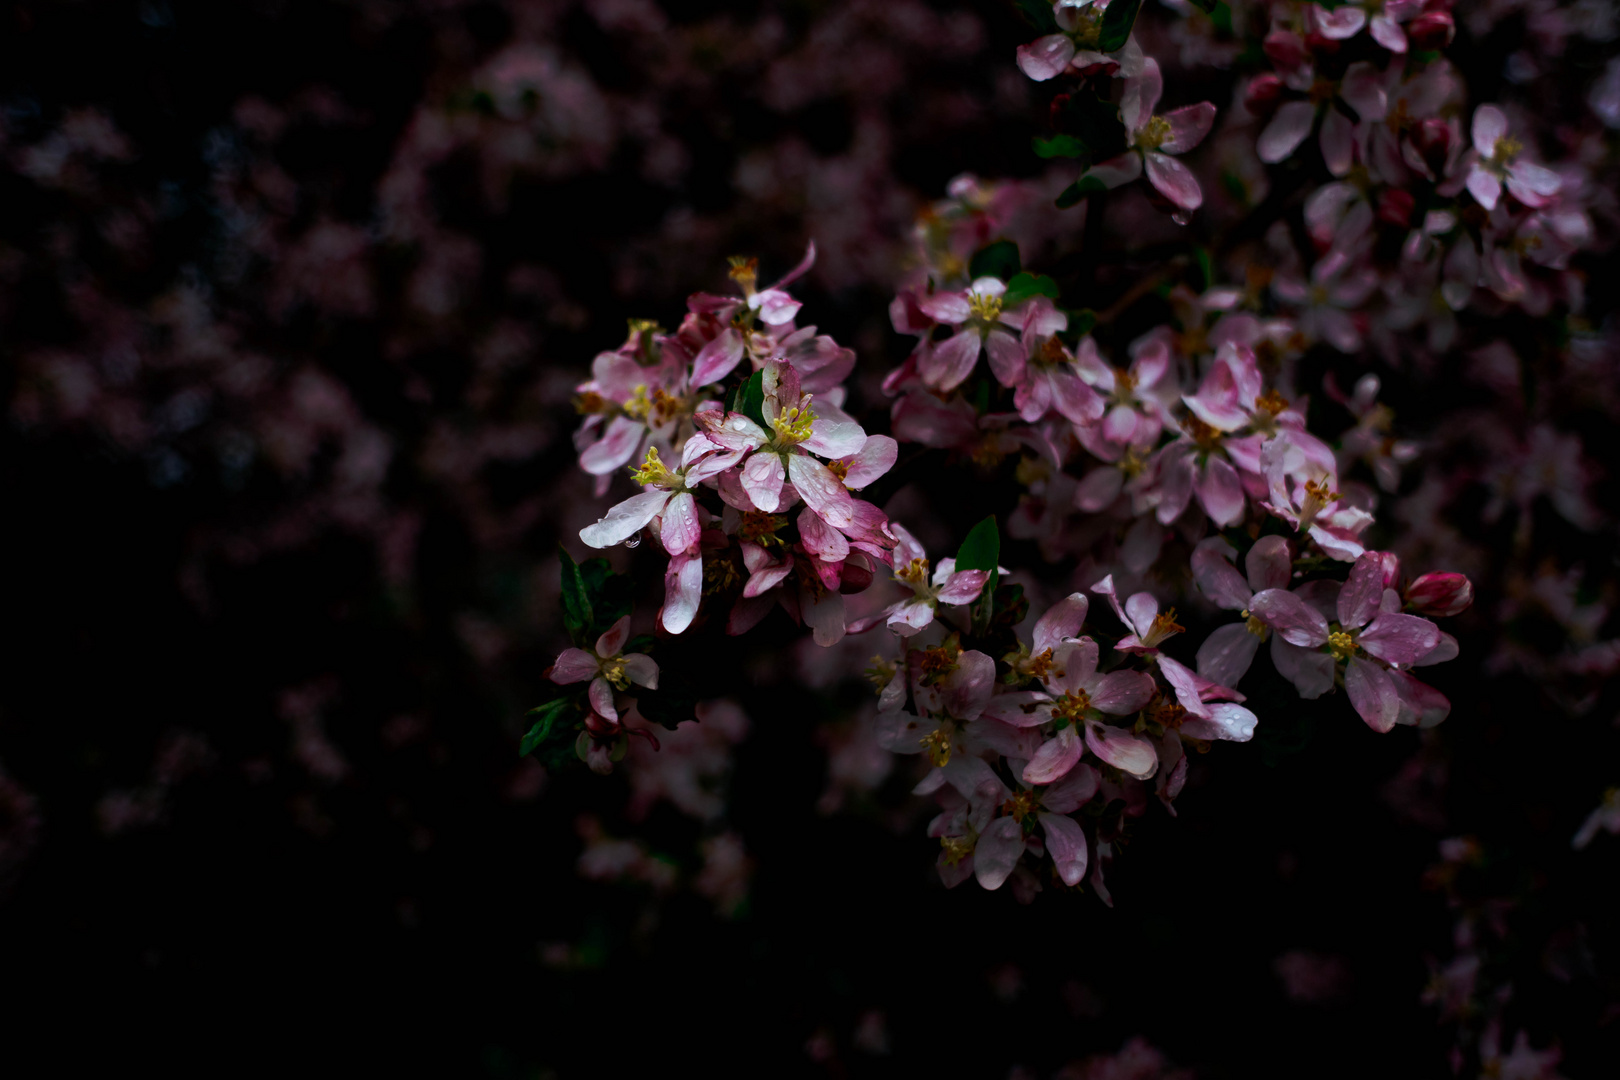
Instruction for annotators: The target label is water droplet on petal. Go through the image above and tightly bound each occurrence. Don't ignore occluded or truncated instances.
[623,535,641,549]
[1171,210,1193,226]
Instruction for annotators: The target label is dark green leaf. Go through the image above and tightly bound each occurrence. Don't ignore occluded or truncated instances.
[1194,247,1214,292]
[1055,175,1108,209]
[955,515,1000,572]
[1210,1,1233,32]
[520,698,574,756]
[968,240,1021,282]
[1003,272,1062,308]
[1011,0,1059,33]
[1067,308,1098,337]
[559,548,594,646]
[740,370,767,429]
[1098,0,1143,53]
[1032,134,1087,159]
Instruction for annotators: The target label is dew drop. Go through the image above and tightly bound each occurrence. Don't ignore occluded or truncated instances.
[623,535,641,549]
[1171,210,1193,226]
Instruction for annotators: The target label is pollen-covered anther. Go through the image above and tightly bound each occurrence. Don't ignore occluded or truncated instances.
[573,391,610,416]
[1137,114,1173,151]
[897,557,931,586]
[1492,135,1522,164]
[1002,790,1039,824]
[1051,689,1092,725]
[1256,389,1289,417]
[864,655,896,693]
[1179,413,1222,449]
[629,446,677,488]
[1037,337,1069,366]
[1026,647,1055,681]
[939,835,974,865]
[1298,477,1341,533]
[623,384,652,420]
[920,728,953,768]
[727,255,759,290]
[918,644,960,682]
[968,292,1003,323]
[1146,607,1186,646]
[739,510,787,545]
[827,459,850,481]
[704,557,741,594]
[772,403,816,444]
[1328,630,1358,661]
[1244,612,1269,638]
[599,656,629,690]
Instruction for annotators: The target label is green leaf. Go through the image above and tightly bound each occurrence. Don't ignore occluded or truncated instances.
[1032,134,1087,159]
[559,548,594,646]
[1098,0,1144,52]
[1055,175,1108,209]
[739,370,767,429]
[955,515,1000,572]
[1067,308,1098,337]
[1003,272,1062,308]
[1210,1,1233,32]
[520,698,574,756]
[1194,247,1214,292]
[1011,0,1059,33]
[968,240,1021,282]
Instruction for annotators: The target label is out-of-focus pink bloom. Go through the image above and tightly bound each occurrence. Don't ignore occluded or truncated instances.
[686,243,817,386]
[1464,106,1562,212]
[1079,58,1216,215]
[1258,62,1385,178]
[1075,334,1172,446]
[549,614,659,724]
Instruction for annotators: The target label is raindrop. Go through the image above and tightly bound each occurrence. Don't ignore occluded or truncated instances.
[623,535,641,549]
[1171,210,1193,226]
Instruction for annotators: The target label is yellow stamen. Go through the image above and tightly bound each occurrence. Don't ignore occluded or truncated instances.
[1328,630,1357,661]
[864,655,896,693]
[968,292,1004,323]
[1002,790,1039,824]
[623,384,652,421]
[940,835,974,865]
[1051,689,1092,726]
[600,656,629,690]
[1492,135,1522,164]
[921,728,953,767]
[1138,115,1173,151]
[896,557,931,587]
[1179,413,1223,449]
[629,446,676,488]
[727,255,759,291]
[771,403,816,445]
[739,510,787,546]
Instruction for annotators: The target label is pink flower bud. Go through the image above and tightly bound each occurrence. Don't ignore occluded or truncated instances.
[1408,12,1455,49]
[1378,189,1416,228]
[1245,75,1285,119]
[1405,573,1474,617]
[1263,30,1309,71]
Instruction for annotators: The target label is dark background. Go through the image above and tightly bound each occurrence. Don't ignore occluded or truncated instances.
[1,1,1617,1075]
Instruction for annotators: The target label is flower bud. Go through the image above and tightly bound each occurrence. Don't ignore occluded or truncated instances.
[1263,30,1309,71]
[1408,12,1455,50]
[1405,573,1474,617]
[1378,189,1416,228]
[1244,74,1285,119]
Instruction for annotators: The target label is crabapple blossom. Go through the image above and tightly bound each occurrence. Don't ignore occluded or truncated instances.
[549,615,659,723]
[1079,58,1216,215]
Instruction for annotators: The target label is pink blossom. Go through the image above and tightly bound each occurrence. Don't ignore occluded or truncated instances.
[548,614,659,724]
[914,276,1023,392]
[1079,58,1216,215]
[1464,106,1562,212]
[848,523,991,637]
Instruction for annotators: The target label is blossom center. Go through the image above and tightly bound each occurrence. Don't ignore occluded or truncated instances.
[1137,115,1173,152]
[939,835,974,865]
[1051,689,1092,726]
[739,510,787,546]
[600,655,629,690]
[1002,790,1039,824]
[1144,608,1186,647]
[770,403,816,446]
[1298,477,1341,533]
[1491,135,1522,165]
[968,292,1004,324]
[630,446,679,488]
[897,557,931,587]
[920,728,953,767]
[1244,612,1269,638]
[1180,413,1223,449]
[918,643,960,683]
[727,255,759,293]
[1328,629,1358,661]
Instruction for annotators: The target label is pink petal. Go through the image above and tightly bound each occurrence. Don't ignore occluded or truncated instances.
[579,416,645,475]
[1016,34,1076,81]
[1034,593,1089,654]
[1246,535,1293,593]
[1389,670,1450,728]
[1145,152,1202,211]
[887,597,937,635]
[1466,164,1502,211]
[661,552,703,634]
[1258,101,1317,164]
[1089,670,1156,715]
[1320,107,1354,178]
[1124,592,1160,639]
[1197,456,1246,527]
[769,240,817,290]
[1338,552,1387,629]
[659,491,701,556]
[982,691,1054,728]
[1121,57,1163,134]
[965,717,1042,761]
[1312,3,1366,38]
[839,435,898,489]
[1084,721,1158,780]
[797,506,850,563]
[690,328,746,387]
[752,288,802,327]
[1074,466,1124,512]
[801,582,846,647]
[741,452,786,512]
[787,454,856,530]
[1159,655,1213,718]
[1344,655,1399,732]
[1083,152,1143,191]
[801,417,867,459]
[1506,161,1562,206]
[1358,612,1441,665]
[622,654,658,689]
[579,490,670,548]
[1179,702,1258,742]
[985,329,1025,388]
[920,331,982,392]
[945,650,997,721]
[1272,636,1336,699]
[550,648,599,684]
[1039,813,1089,886]
[1196,623,1261,689]
[1023,725,1083,785]
[973,816,1025,891]
[1192,537,1251,610]
[1050,639,1100,695]
[1472,105,1508,154]
[1049,369,1106,425]
[594,615,631,658]
[936,569,990,606]
[916,290,970,324]
[1039,764,1099,813]
[1248,588,1329,646]
[588,677,618,725]
[1160,102,1217,154]
[1405,573,1473,617]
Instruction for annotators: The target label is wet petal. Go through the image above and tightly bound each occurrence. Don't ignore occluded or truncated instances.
[1359,612,1441,665]
[1145,152,1202,211]
[1196,623,1261,689]
[1034,593,1090,653]
[659,491,701,556]
[550,648,599,684]
[1249,588,1330,647]
[1160,102,1217,154]
[1179,702,1258,742]
[741,452,786,512]
[1246,535,1293,593]
[838,435,898,489]
[1016,33,1076,81]
[1039,764,1099,813]
[1023,725,1083,785]
[690,328,746,387]
[1085,721,1158,780]
[787,453,856,530]
[920,330,982,392]
[622,653,659,689]
[946,650,997,721]
[1039,813,1090,887]
[936,569,991,606]
[974,816,1025,891]
[595,615,631,658]
[1090,670,1157,715]
[1192,537,1251,610]
[580,490,670,548]
[579,416,644,475]
[1338,552,1387,629]
[1344,655,1399,732]
[1272,636,1335,699]
[661,552,704,634]
[1258,101,1317,164]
